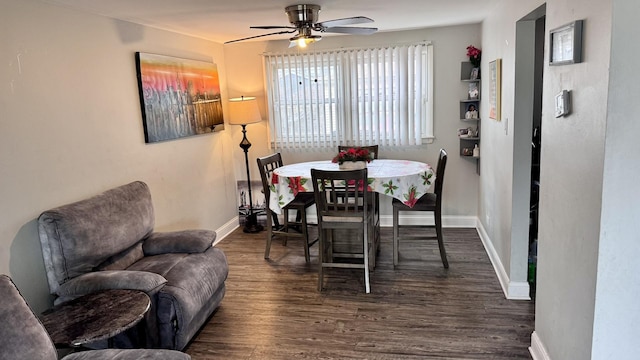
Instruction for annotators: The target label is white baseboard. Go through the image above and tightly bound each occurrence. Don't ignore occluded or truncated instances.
[379,214,477,228]
[284,214,477,228]
[214,216,240,245]
[476,219,530,300]
[529,331,551,360]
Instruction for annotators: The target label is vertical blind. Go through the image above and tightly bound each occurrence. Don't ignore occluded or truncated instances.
[263,43,433,149]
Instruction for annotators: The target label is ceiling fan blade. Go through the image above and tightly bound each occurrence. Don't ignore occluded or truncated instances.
[224,30,297,44]
[250,26,296,30]
[317,16,374,28]
[323,27,378,35]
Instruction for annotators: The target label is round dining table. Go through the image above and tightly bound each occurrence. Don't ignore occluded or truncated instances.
[269,159,435,214]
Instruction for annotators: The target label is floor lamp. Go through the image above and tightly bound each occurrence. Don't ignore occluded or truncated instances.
[229,96,264,233]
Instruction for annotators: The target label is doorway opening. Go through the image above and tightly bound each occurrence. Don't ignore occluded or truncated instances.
[513,4,546,301]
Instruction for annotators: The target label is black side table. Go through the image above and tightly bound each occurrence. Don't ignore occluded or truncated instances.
[40,289,150,348]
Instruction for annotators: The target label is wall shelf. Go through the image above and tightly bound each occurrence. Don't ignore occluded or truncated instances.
[458,61,480,175]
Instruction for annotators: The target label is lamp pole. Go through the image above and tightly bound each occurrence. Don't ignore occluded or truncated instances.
[239,124,263,233]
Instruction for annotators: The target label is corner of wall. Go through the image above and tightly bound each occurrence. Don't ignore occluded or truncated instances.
[476,219,531,300]
[529,331,552,360]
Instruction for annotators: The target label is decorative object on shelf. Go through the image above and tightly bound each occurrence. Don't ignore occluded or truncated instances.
[135,52,224,143]
[473,144,480,158]
[489,58,502,121]
[229,96,264,233]
[457,128,470,138]
[462,147,474,156]
[470,67,480,80]
[468,82,479,99]
[549,20,583,65]
[332,147,373,170]
[466,45,482,79]
[465,104,478,119]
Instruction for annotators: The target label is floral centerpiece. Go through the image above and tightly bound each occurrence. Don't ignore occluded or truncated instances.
[466,45,482,68]
[332,147,373,170]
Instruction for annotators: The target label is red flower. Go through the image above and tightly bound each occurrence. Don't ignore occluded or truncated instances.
[402,186,419,207]
[466,45,482,67]
[287,176,305,196]
[331,147,373,164]
[271,173,279,185]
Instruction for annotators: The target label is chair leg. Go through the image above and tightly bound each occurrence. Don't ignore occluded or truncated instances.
[435,208,449,269]
[393,207,400,267]
[264,210,274,259]
[317,229,324,291]
[363,224,370,294]
[282,209,289,246]
[301,208,310,263]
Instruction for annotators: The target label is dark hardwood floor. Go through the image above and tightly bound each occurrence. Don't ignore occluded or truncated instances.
[185,227,534,359]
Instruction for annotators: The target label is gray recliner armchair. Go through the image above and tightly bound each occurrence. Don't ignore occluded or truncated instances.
[37,181,228,350]
[0,274,191,360]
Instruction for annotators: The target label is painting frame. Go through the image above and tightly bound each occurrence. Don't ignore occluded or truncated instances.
[135,52,225,143]
[549,20,583,66]
[489,58,502,121]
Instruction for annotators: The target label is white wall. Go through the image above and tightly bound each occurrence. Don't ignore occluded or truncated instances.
[480,0,545,298]
[224,24,483,222]
[535,0,612,359]
[0,0,238,311]
[482,0,618,358]
[591,0,640,358]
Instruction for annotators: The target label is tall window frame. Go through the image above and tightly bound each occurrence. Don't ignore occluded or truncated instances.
[263,42,433,149]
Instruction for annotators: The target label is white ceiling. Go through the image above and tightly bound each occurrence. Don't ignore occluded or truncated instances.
[39,0,495,44]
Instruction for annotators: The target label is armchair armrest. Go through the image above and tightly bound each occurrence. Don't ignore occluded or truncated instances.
[64,349,191,360]
[56,270,167,303]
[142,230,216,256]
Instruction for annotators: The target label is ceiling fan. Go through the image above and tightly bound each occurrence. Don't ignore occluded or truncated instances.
[224,4,377,48]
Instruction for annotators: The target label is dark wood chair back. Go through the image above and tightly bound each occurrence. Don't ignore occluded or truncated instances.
[256,153,283,210]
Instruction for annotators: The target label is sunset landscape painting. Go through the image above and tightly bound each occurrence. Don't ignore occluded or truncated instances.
[135,53,224,143]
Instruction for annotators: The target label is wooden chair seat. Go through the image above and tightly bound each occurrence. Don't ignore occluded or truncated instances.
[285,192,315,208]
[391,193,436,211]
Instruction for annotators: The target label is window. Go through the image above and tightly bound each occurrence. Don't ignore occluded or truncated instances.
[263,43,433,149]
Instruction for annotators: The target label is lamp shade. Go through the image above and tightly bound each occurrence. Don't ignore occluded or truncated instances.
[228,97,262,125]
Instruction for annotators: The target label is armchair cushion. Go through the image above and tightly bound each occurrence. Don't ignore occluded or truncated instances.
[96,242,144,271]
[143,230,216,256]
[56,271,166,302]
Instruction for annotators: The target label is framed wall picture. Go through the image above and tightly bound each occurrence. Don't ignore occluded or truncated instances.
[135,52,224,143]
[489,58,502,121]
[549,20,583,65]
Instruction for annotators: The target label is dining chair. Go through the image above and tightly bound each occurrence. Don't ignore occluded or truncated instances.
[257,153,317,263]
[311,168,374,293]
[337,144,380,254]
[392,148,449,268]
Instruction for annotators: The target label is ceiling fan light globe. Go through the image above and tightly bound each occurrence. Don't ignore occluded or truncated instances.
[289,34,321,48]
